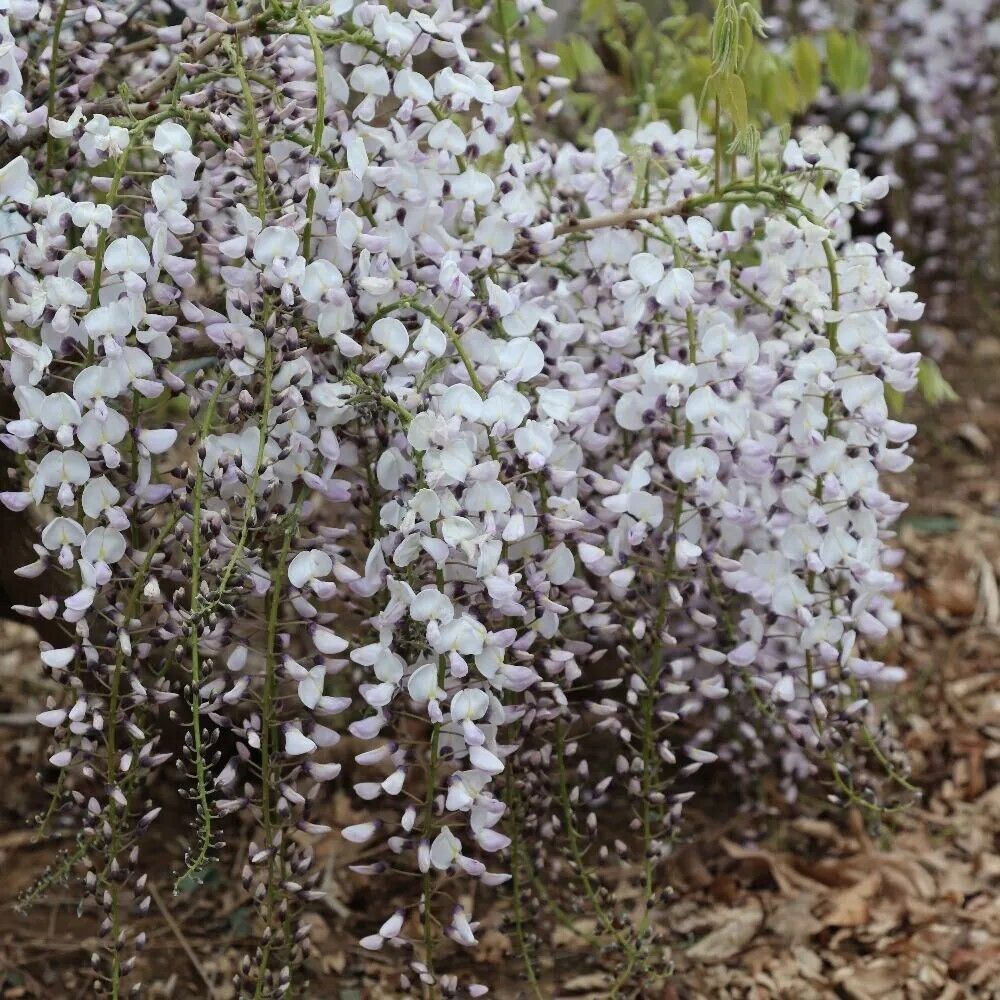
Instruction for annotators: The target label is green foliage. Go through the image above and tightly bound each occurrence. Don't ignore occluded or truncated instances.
[916,359,958,405]
[825,29,871,94]
[791,36,822,105]
[705,69,749,131]
[556,0,872,139]
[555,34,605,78]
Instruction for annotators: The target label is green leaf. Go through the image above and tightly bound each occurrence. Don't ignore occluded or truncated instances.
[757,63,800,122]
[738,15,753,72]
[846,35,871,92]
[581,0,615,30]
[826,30,871,94]
[792,37,822,104]
[718,72,749,131]
[570,35,605,75]
[617,1,650,33]
[606,37,635,76]
[917,358,959,405]
[556,34,605,80]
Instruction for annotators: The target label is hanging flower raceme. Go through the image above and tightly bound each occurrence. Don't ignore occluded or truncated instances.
[0,1,921,996]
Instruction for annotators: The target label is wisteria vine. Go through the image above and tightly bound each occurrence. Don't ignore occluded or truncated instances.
[1,1,923,996]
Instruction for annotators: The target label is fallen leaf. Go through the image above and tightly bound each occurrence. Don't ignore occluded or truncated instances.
[686,903,763,962]
[820,872,882,928]
[949,944,1000,975]
[720,838,829,895]
[769,896,823,942]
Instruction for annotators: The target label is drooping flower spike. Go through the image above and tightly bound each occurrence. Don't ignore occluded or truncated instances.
[0,1,920,995]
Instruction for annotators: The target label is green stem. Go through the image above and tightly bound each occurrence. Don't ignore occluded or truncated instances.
[176,383,224,888]
[506,771,543,999]
[714,101,722,196]
[129,390,141,552]
[495,0,531,156]
[252,514,296,998]
[420,640,446,985]
[86,153,129,365]
[45,0,71,186]
[230,35,267,220]
[301,12,326,258]
[213,339,273,601]
[554,724,635,956]
[103,509,181,993]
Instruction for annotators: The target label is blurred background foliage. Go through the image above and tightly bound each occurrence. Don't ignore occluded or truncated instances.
[547,0,870,140]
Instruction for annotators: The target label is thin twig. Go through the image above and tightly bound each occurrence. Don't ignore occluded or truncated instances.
[148,882,217,997]
[87,15,266,116]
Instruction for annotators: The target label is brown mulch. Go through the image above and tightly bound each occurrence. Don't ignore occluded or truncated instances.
[1,340,999,998]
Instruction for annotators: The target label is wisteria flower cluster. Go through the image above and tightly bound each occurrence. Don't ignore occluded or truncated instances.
[1,1,922,996]
[776,0,998,329]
